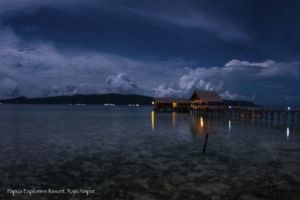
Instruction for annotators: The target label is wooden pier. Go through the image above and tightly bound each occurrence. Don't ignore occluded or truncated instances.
[153,90,300,126]
[191,106,300,126]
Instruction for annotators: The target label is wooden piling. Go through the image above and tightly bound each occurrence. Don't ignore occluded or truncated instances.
[202,134,209,154]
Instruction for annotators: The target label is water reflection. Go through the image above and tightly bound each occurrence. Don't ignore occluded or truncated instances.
[200,117,204,128]
[172,112,176,127]
[191,116,206,136]
[151,111,155,131]
[228,120,231,135]
[286,127,289,140]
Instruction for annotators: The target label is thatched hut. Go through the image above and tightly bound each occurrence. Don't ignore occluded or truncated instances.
[190,90,223,109]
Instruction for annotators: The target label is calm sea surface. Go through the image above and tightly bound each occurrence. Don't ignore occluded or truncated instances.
[0,105,300,200]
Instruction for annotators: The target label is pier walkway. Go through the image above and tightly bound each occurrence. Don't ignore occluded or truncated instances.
[191,106,300,126]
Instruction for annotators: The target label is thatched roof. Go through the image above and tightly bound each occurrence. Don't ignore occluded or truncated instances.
[154,98,191,104]
[190,90,223,102]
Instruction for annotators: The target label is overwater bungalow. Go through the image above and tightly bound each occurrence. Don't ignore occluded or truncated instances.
[153,90,224,112]
[190,90,223,109]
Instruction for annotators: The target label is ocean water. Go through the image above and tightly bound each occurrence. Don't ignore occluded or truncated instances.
[0,105,300,200]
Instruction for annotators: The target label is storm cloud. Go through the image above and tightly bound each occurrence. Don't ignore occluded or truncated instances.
[0,21,186,98]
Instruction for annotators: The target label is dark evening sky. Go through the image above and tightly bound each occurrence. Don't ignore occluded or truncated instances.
[0,0,300,105]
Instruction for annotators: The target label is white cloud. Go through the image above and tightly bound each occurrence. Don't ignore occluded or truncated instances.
[225,59,275,68]
[105,73,138,93]
[153,84,179,97]
[220,90,248,100]
[153,66,223,98]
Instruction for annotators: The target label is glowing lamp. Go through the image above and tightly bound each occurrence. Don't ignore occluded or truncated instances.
[172,102,177,108]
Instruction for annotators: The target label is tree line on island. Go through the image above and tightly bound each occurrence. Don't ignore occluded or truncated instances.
[0,93,256,107]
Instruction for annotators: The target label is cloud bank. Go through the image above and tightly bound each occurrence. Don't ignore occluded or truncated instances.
[153,59,300,105]
[1,20,300,105]
[0,21,186,98]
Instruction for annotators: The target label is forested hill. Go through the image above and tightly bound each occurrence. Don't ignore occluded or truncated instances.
[0,94,154,105]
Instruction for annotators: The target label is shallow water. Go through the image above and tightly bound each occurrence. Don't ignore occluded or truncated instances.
[0,105,300,200]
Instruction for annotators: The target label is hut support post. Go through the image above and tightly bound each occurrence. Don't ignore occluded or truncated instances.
[202,134,209,154]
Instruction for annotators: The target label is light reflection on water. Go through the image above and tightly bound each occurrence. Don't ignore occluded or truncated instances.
[0,105,300,199]
[228,120,231,135]
[151,111,155,131]
[200,116,204,128]
[172,111,176,127]
[190,116,205,136]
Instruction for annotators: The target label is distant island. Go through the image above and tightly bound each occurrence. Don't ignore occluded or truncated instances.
[0,93,256,106]
[0,94,153,105]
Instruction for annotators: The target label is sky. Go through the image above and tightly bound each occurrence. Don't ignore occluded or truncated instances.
[0,0,300,106]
